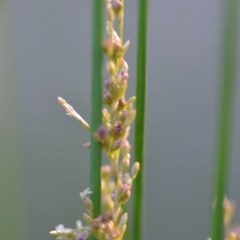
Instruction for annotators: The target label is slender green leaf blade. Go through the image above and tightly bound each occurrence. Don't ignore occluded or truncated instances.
[90,2,104,240]
[211,1,239,239]
[133,0,149,239]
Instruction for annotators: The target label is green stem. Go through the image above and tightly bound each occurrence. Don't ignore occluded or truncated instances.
[211,1,239,239]
[132,0,148,239]
[90,1,104,239]
[0,2,27,239]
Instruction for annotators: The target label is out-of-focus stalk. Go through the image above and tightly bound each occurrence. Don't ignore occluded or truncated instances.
[211,1,239,240]
[0,1,27,239]
[90,1,104,240]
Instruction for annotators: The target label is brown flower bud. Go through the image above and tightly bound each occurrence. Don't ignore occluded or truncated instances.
[112,0,123,15]
[111,122,124,139]
[103,90,113,106]
[92,217,102,229]
[93,125,109,147]
[117,183,131,204]
[113,40,123,56]
[103,38,123,59]
[117,97,126,111]
[105,77,113,89]
[117,70,129,82]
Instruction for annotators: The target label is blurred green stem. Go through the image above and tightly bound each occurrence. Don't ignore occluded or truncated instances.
[132,0,148,239]
[0,1,27,239]
[90,1,103,240]
[211,1,239,239]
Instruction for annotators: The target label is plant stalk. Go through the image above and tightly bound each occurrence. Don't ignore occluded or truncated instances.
[90,1,104,239]
[211,1,239,239]
[132,0,148,239]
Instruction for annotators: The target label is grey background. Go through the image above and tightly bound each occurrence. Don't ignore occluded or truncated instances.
[1,0,240,240]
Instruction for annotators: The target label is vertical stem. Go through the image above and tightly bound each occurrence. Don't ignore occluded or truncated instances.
[211,1,239,239]
[132,0,148,239]
[0,1,27,239]
[120,0,124,43]
[90,1,103,239]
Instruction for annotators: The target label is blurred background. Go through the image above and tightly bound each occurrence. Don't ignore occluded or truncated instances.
[0,0,240,239]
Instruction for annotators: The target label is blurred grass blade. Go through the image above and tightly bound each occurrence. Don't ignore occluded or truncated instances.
[132,0,149,239]
[0,0,4,13]
[211,1,239,239]
[0,1,27,239]
[90,1,104,239]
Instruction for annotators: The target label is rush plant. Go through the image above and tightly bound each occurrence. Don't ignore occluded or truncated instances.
[49,1,146,240]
